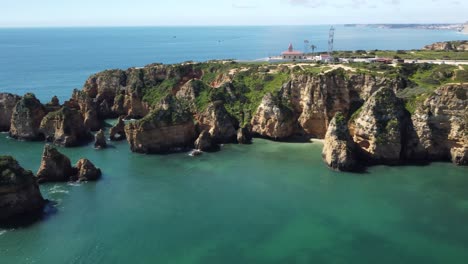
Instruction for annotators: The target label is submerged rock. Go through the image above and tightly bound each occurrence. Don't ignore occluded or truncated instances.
[73,159,102,182]
[0,156,45,224]
[125,96,196,153]
[109,116,126,141]
[94,129,107,149]
[251,93,295,139]
[36,145,74,183]
[322,112,358,171]
[0,93,21,132]
[39,106,92,147]
[9,93,47,141]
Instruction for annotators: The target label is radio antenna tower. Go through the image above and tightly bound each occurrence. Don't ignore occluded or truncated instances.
[328,26,335,62]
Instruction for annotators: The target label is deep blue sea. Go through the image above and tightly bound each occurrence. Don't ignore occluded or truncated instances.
[0,26,466,102]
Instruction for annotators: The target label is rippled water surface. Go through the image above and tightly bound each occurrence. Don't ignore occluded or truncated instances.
[0,134,467,264]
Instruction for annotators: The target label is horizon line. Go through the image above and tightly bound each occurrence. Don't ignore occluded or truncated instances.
[0,22,465,29]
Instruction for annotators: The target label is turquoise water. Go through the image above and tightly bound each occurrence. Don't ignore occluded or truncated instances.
[0,26,466,102]
[0,133,468,263]
[1,26,468,263]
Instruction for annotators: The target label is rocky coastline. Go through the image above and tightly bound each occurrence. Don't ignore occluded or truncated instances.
[0,60,466,173]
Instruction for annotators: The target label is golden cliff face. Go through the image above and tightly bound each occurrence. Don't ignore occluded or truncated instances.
[251,92,295,139]
[124,97,196,154]
[322,112,358,171]
[411,84,467,165]
[0,93,21,131]
[350,87,408,164]
[277,70,402,138]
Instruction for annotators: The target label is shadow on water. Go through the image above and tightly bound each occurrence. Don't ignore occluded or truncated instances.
[0,200,58,229]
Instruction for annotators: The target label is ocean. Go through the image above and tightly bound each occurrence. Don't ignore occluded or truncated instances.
[1,26,468,264]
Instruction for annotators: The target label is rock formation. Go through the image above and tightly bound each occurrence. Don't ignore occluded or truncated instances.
[94,129,107,149]
[194,130,215,151]
[109,116,126,141]
[251,93,295,139]
[36,145,74,183]
[9,93,47,140]
[0,93,21,131]
[36,145,102,183]
[423,40,468,51]
[322,112,358,171]
[197,101,238,143]
[45,96,61,112]
[350,87,408,164]
[73,159,102,182]
[237,126,252,144]
[125,97,196,153]
[39,106,92,147]
[410,84,467,165]
[71,89,101,131]
[0,156,45,224]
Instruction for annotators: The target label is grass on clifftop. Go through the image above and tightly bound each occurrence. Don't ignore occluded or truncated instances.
[396,63,467,113]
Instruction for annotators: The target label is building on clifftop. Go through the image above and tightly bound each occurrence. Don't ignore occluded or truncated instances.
[281,43,305,60]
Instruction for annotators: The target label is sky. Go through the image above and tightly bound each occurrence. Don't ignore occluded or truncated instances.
[0,0,467,27]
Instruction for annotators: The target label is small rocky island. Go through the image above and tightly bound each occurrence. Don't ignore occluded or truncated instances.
[0,59,467,173]
[0,156,45,225]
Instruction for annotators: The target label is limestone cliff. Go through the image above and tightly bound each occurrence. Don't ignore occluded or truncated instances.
[82,63,201,119]
[9,93,47,140]
[125,97,196,153]
[0,156,45,224]
[423,40,468,51]
[410,84,467,165]
[322,112,358,171]
[0,93,21,131]
[350,87,409,164]
[197,101,238,143]
[39,106,92,147]
[71,89,101,131]
[251,93,295,139]
[281,70,403,138]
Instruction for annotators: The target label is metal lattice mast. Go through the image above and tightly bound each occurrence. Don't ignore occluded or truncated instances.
[328,26,335,61]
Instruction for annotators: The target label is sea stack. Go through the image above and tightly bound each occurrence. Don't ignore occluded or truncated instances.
[0,93,21,132]
[36,145,74,183]
[9,93,47,141]
[322,112,358,171]
[36,145,102,183]
[94,129,107,149]
[0,156,45,224]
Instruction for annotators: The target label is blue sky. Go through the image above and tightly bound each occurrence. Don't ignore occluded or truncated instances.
[1,0,466,27]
